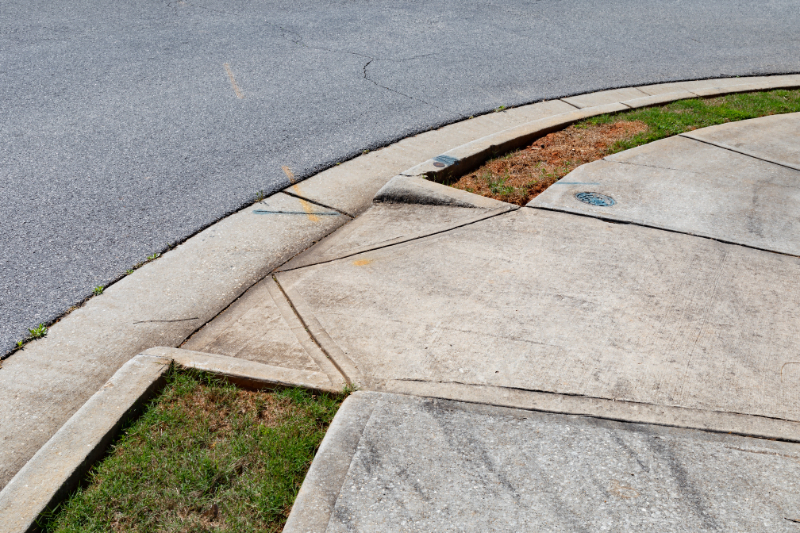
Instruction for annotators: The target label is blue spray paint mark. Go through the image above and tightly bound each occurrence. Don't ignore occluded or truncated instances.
[432,155,459,166]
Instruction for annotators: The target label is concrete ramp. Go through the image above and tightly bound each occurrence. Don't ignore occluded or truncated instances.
[276,208,800,429]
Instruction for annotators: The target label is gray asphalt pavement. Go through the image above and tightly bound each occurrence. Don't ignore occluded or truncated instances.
[1,0,798,356]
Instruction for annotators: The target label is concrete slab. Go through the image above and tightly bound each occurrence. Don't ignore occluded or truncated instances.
[280,203,514,272]
[183,278,324,372]
[276,209,800,427]
[682,112,800,171]
[286,392,800,533]
[0,192,347,490]
[529,135,800,255]
[562,87,649,109]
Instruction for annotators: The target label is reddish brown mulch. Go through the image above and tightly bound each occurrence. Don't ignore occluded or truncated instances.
[450,120,648,205]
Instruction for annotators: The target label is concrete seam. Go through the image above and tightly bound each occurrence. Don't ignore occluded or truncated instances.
[679,133,800,172]
[526,205,800,260]
[273,277,366,387]
[558,98,581,109]
[281,189,356,218]
[277,205,519,273]
[263,278,347,389]
[383,380,800,442]
[271,276,354,386]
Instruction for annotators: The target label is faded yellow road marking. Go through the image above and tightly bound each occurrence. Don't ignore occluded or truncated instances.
[282,166,296,184]
[353,259,372,266]
[223,63,244,99]
[282,165,319,222]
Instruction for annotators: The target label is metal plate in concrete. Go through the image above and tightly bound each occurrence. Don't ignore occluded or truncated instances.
[682,113,800,170]
[276,209,800,423]
[287,392,800,532]
[529,135,800,255]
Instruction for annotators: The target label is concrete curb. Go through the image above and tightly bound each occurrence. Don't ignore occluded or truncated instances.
[399,75,800,185]
[0,348,342,533]
[374,174,508,209]
[0,354,170,533]
[283,392,385,533]
[2,73,799,517]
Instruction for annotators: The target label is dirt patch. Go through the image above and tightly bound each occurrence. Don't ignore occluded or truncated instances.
[450,120,648,205]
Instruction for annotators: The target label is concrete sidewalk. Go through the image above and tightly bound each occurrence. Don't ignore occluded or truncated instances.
[183,113,800,530]
[3,95,800,531]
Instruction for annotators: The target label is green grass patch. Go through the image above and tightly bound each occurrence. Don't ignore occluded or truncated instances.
[38,368,345,532]
[579,88,800,153]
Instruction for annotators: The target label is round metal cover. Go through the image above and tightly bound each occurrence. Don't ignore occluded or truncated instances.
[575,192,615,207]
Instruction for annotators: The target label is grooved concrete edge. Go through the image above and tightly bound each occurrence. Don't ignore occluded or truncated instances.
[0,349,341,533]
[283,391,385,533]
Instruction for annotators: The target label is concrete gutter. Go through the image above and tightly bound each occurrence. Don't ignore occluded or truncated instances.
[1,74,799,529]
[0,347,340,533]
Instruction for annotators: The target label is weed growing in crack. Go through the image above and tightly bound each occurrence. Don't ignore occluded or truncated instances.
[29,324,48,339]
[147,253,161,261]
[256,190,265,202]
[93,286,104,296]
[494,105,507,113]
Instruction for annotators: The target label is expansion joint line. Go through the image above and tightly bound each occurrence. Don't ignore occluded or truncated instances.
[681,135,800,173]
[281,190,354,218]
[527,205,800,260]
[276,205,520,273]
[271,275,352,386]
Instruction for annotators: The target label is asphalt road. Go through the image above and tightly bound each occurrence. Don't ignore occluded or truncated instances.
[1,0,799,356]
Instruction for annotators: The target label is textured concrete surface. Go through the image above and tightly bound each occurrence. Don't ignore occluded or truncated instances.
[277,208,800,422]
[287,392,800,533]
[531,130,800,254]
[182,278,328,373]
[0,193,346,490]
[3,0,800,355]
[682,112,800,170]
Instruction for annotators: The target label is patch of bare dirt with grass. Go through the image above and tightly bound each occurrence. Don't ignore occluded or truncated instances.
[450,120,648,205]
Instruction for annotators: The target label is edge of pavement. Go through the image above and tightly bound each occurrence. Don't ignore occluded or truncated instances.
[1,73,799,531]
